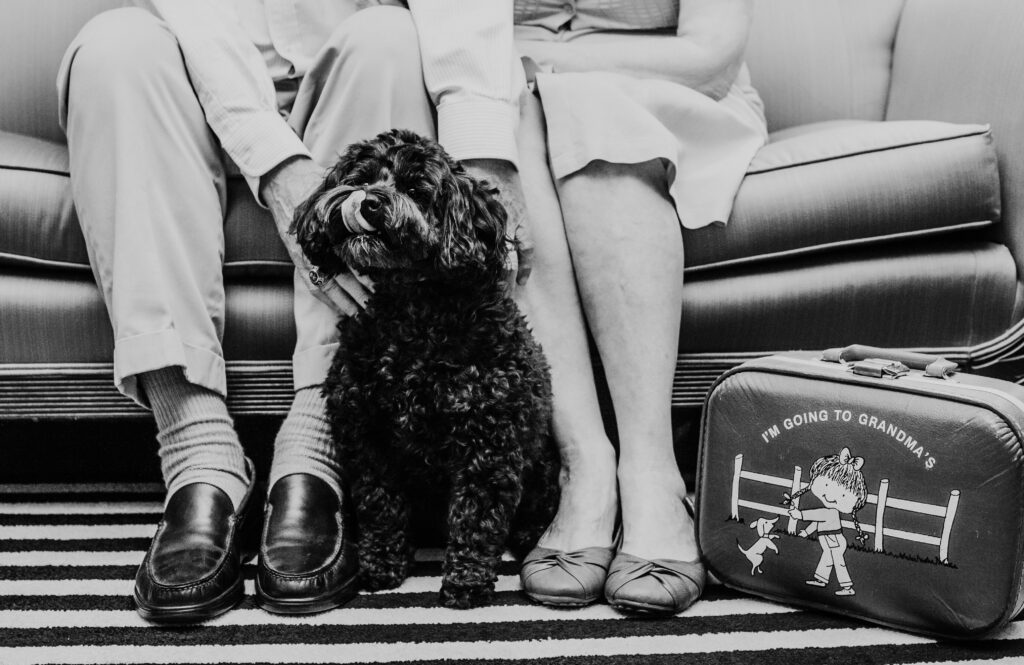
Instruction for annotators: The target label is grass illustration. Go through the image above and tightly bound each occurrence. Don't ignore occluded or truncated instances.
[727,515,956,568]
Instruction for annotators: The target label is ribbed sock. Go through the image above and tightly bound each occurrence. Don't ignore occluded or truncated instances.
[268,387,343,498]
[141,366,250,510]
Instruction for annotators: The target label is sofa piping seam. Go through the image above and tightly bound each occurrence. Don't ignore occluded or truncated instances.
[747,129,990,176]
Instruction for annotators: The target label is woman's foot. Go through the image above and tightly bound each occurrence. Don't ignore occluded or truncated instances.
[535,441,618,552]
[616,467,699,562]
[520,440,617,607]
[605,466,705,615]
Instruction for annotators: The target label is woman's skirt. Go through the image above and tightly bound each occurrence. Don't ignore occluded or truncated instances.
[519,28,768,230]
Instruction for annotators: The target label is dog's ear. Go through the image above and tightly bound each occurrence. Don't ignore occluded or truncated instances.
[289,163,350,278]
[468,176,511,266]
[437,169,510,274]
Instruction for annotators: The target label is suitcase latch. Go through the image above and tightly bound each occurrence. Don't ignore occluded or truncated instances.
[851,358,910,379]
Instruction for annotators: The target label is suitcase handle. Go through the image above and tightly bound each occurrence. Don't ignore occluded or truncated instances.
[822,345,958,379]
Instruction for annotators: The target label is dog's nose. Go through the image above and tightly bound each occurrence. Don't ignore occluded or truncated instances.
[360,194,384,229]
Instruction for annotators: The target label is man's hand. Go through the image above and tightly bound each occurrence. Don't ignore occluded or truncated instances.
[461,158,533,288]
[260,156,372,316]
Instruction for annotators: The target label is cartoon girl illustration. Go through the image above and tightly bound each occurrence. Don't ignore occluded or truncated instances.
[785,447,869,596]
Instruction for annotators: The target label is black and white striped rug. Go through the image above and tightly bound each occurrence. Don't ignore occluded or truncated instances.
[2,483,1024,664]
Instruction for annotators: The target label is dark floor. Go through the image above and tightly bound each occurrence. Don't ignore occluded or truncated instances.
[0,406,702,548]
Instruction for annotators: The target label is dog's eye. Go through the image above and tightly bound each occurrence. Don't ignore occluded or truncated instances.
[407,188,433,206]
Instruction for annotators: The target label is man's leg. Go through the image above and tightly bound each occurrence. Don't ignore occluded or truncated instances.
[255,6,435,614]
[60,8,250,622]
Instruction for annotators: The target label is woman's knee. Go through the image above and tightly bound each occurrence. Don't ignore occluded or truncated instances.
[63,8,180,96]
[573,159,668,192]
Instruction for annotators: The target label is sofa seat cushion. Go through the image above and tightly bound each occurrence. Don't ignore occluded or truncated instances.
[683,120,1000,273]
[0,131,290,276]
[1,120,1000,279]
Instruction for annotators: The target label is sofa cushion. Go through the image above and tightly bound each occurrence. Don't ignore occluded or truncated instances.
[0,130,290,276]
[680,240,1017,353]
[0,131,88,271]
[683,120,1000,273]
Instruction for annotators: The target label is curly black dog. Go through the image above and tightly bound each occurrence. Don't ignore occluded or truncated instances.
[291,129,560,608]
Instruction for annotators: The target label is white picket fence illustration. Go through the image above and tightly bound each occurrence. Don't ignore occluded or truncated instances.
[731,454,961,563]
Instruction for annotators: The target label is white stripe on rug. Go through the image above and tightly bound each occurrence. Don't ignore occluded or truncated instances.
[0,528,520,559]
[0,484,163,494]
[0,525,156,539]
[0,549,505,566]
[909,655,1024,659]
[0,503,162,515]
[0,626,986,665]
[0,597,797,629]
[0,551,146,566]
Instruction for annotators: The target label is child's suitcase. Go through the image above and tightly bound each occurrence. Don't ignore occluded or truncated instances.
[696,345,1024,638]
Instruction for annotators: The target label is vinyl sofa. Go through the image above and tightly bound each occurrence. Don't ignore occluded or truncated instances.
[3,0,1024,448]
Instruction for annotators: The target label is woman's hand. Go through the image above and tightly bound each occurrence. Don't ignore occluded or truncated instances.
[260,157,372,317]
[517,0,752,100]
[462,158,534,288]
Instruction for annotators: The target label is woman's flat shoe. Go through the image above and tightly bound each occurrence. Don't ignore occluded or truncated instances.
[520,545,615,607]
[604,551,706,616]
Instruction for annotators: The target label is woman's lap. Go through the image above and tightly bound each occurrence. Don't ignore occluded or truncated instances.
[517,26,767,230]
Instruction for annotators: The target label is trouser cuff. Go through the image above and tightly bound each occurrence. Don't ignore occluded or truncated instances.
[113,329,227,407]
[291,342,339,391]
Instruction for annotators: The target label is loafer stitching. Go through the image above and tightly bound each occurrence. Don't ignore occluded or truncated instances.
[260,500,347,579]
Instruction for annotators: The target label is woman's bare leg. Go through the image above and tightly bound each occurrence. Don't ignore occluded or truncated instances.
[514,94,618,551]
[556,160,695,561]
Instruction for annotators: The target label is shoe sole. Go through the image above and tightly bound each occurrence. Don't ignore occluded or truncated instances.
[609,599,682,617]
[255,573,359,615]
[134,577,244,624]
[525,591,599,608]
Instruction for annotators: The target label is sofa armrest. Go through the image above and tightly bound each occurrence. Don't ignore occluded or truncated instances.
[887,0,1024,321]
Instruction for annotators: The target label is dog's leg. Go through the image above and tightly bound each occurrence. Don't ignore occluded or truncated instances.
[326,358,413,592]
[351,463,412,592]
[441,444,524,609]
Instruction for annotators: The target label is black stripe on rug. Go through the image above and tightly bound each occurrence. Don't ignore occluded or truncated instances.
[0,492,166,503]
[0,591,531,612]
[0,611,864,648]
[0,538,153,551]
[0,559,527,580]
[185,642,1024,665]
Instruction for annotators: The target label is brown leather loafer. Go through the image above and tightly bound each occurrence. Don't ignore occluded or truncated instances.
[134,473,255,624]
[255,473,358,614]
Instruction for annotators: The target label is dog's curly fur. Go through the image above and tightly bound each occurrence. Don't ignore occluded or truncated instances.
[292,129,560,608]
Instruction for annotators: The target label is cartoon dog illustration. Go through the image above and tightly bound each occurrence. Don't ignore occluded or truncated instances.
[737,516,780,575]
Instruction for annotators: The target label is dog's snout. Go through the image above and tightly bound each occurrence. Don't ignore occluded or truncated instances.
[360,194,384,228]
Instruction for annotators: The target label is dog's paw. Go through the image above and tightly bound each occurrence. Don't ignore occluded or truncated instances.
[439,580,494,609]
